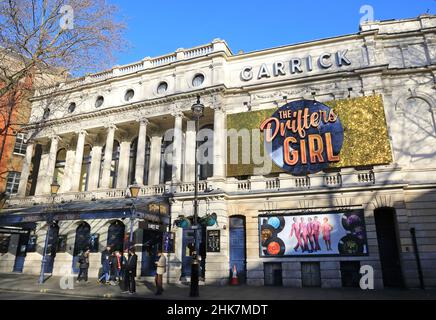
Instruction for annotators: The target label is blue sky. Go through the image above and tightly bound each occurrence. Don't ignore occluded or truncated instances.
[109,0,435,66]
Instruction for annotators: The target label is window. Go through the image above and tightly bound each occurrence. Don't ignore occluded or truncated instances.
[68,102,76,113]
[124,89,135,101]
[160,139,172,184]
[54,149,66,188]
[0,235,10,254]
[128,137,151,185]
[98,141,120,188]
[27,235,37,252]
[57,235,67,253]
[43,108,50,119]
[95,96,104,108]
[13,133,27,155]
[79,145,92,191]
[192,74,204,87]
[89,234,99,253]
[157,81,168,94]
[6,172,21,194]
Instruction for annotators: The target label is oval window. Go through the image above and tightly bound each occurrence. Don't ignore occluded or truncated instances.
[192,74,204,87]
[68,102,76,113]
[157,81,168,94]
[43,108,50,119]
[95,96,104,108]
[125,89,135,101]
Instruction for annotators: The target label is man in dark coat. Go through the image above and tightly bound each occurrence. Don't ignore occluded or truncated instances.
[98,246,111,284]
[125,248,137,294]
[76,249,90,283]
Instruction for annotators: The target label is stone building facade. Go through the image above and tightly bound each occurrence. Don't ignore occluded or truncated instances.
[0,15,435,289]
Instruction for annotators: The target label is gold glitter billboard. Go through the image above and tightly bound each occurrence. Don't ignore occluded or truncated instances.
[226,95,392,177]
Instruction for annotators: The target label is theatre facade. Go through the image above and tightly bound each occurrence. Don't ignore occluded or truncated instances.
[1,15,436,289]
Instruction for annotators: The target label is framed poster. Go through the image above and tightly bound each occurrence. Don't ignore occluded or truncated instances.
[163,232,175,253]
[207,230,220,253]
[259,210,368,257]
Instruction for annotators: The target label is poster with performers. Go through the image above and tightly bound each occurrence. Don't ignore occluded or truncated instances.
[259,210,368,257]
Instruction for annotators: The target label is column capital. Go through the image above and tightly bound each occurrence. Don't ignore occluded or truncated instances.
[76,129,88,136]
[171,109,185,119]
[212,94,225,112]
[138,117,149,125]
[49,134,61,142]
[104,123,117,131]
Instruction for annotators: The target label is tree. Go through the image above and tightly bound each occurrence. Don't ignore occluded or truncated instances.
[0,0,126,192]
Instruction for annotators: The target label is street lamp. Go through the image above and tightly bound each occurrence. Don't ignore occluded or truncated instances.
[128,181,140,249]
[190,95,204,297]
[38,180,60,285]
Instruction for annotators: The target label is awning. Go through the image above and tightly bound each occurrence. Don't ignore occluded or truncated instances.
[0,196,170,227]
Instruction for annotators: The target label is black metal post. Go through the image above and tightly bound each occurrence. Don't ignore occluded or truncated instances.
[410,227,425,289]
[38,195,55,285]
[129,202,136,249]
[190,111,200,297]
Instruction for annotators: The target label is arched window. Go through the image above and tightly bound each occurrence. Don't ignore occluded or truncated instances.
[73,222,91,256]
[107,220,125,252]
[199,124,214,180]
[128,137,151,185]
[54,148,66,186]
[79,145,92,191]
[160,138,172,184]
[98,140,120,188]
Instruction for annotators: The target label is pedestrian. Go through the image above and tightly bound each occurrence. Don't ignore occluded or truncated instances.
[76,249,90,283]
[125,247,137,294]
[113,251,125,284]
[154,249,166,295]
[109,251,118,285]
[98,246,111,284]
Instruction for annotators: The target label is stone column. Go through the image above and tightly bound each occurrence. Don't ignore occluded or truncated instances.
[60,148,75,193]
[172,111,183,183]
[148,135,162,185]
[213,104,226,178]
[17,140,34,196]
[135,118,149,185]
[183,120,196,182]
[116,140,131,188]
[45,135,60,193]
[100,125,117,189]
[88,145,103,190]
[71,130,87,191]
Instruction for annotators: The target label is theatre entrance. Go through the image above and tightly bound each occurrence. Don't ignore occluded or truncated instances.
[374,207,404,287]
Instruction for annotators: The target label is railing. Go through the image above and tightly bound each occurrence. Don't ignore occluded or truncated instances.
[5,169,398,208]
[324,174,342,187]
[35,41,226,95]
[265,178,280,190]
[151,53,177,67]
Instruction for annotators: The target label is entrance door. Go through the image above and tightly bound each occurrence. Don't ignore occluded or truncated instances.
[229,216,246,283]
[13,232,30,273]
[72,222,91,273]
[181,228,204,277]
[45,224,59,274]
[141,230,162,276]
[374,208,404,287]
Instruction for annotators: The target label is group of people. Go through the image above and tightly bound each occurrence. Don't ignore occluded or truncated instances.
[75,246,167,296]
[290,216,333,253]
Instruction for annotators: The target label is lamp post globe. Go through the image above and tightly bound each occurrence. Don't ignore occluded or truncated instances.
[129,181,140,198]
[191,95,204,119]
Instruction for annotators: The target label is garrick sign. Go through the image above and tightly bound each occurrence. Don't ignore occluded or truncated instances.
[240,50,352,81]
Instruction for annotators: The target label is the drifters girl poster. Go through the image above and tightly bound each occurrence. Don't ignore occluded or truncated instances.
[259,210,368,257]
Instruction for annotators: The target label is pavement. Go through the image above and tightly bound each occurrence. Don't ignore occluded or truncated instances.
[0,273,435,300]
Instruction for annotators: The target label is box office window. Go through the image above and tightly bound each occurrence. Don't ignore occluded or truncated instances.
[89,234,99,253]
[0,235,11,254]
[301,262,321,287]
[57,235,67,253]
[27,235,37,252]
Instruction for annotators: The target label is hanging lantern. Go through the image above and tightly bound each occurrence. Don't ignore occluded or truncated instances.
[199,212,218,227]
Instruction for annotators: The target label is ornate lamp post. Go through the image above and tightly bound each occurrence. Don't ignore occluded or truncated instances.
[38,180,60,285]
[190,95,204,297]
[128,181,140,249]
